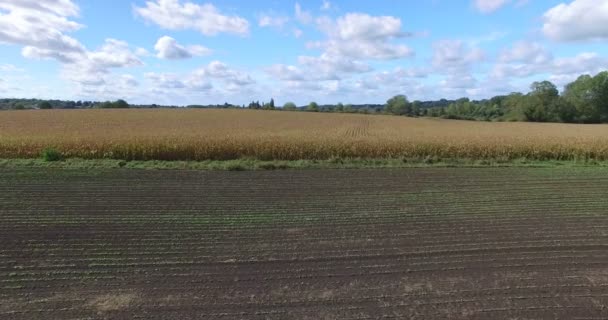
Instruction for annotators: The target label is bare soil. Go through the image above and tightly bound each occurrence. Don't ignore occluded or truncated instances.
[2,168,608,319]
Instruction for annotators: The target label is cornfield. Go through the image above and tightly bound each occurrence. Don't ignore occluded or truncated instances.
[2,109,608,161]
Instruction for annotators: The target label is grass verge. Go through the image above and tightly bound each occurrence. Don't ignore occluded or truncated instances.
[2,157,608,171]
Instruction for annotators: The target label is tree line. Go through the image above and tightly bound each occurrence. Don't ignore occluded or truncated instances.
[2,70,607,123]
[422,71,608,123]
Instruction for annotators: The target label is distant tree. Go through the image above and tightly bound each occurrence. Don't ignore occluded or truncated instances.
[307,102,319,112]
[263,99,275,110]
[336,103,344,112]
[411,101,421,116]
[283,102,297,111]
[522,81,559,122]
[386,95,411,115]
[343,104,354,113]
[563,72,608,123]
[114,99,129,108]
[98,100,129,109]
[38,101,52,109]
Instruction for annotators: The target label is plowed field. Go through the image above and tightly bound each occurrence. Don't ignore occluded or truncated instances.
[2,168,608,319]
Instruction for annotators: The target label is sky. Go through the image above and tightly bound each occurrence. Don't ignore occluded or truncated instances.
[0,0,607,105]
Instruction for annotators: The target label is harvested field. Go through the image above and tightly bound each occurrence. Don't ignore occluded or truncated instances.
[3,109,608,161]
[2,167,608,319]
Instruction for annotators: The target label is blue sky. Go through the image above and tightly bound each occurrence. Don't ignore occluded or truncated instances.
[0,0,607,105]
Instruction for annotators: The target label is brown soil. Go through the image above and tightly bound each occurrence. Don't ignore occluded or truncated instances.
[2,168,608,319]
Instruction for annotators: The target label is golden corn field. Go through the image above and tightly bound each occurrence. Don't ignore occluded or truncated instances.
[2,109,608,161]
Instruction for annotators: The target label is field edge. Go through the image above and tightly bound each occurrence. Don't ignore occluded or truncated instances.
[2,157,608,171]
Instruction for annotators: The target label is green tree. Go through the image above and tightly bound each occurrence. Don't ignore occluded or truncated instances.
[114,99,129,108]
[336,103,344,112]
[563,75,600,123]
[38,101,52,109]
[307,102,319,112]
[522,81,559,122]
[386,95,410,115]
[99,99,130,109]
[411,101,421,116]
[283,102,297,111]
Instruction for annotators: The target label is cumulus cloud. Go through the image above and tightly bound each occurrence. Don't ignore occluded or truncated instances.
[542,0,608,41]
[321,0,332,11]
[60,39,143,88]
[266,11,413,98]
[0,0,85,62]
[294,2,312,24]
[134,0,249,36]
[490,41,608,88]
[498,41,552,64]
[298,54,371,75]
[146,61,254,94]
[76,73,141,101]
[87,39,143,69]
[312,13,414,60]
[432,40,484,74]
[145,72,187,89]
[258,13,289,28]
[431,40,485,97]
[0,0,79,17]
[267,53,370,82]
[154,36,211,59]
[473,0,510,13]
[0,0,143,94]
[0,64,23,72]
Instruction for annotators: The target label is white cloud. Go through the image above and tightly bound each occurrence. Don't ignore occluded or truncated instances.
[267,52,371,82]
[473,0,510,13]
[135,47,150,57]
[553,52,608,76]
[154,36,211,59]
[498,41,552,64]
[299,54,370,74]
[312,13,414,60]
[542,0,608,41]
[295,2,312,24]
[0,0,85,62]
[293,28,303,38]
[134,0,249,36]
[265,11,413,98]
[430,40,485,97]
[490,41,608,89]
[258,14,289,28]
[0,64,23,72]
[87,39,143,69]
[0,0,79,17]
[0,0,143,93]
[76,73,141,101]
[432,40,484,74]
[145,72,187,89]
[60,39,144,88]
[333,13,409,41]
[321,0,332,11]
[147,60,254,94]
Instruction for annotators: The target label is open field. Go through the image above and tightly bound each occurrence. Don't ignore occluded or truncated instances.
[3,109,608,161]
[3,167,608,319]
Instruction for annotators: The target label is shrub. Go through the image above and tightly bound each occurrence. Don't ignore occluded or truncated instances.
[38,101,53,110]
[41,148,63,162]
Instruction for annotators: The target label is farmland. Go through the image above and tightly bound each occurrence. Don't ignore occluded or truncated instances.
[3,109,608,162]
[3,167,608,319]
